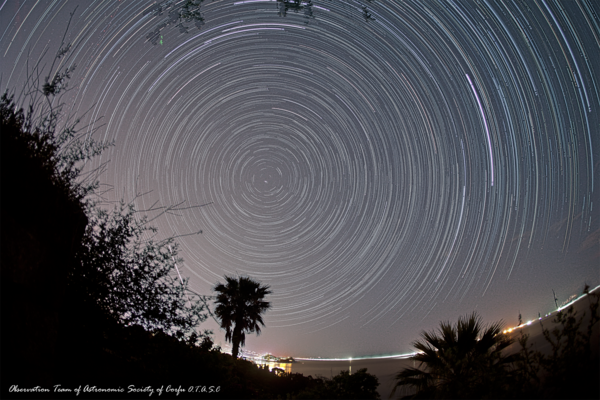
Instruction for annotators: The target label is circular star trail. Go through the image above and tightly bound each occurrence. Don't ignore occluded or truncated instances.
[1,0,598,357]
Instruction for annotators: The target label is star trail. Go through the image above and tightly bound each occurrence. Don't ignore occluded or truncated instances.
[1,0,598,358]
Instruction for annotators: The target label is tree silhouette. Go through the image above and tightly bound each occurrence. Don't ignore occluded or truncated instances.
[295,368,380,399]
[327,368,380,399]
[213,275,272,359]
[74,200,208,338]
[393,312,516,399]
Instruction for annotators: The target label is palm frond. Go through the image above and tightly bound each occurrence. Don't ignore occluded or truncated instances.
[213,275,271,358]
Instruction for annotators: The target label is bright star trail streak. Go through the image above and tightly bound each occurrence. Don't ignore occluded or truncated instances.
[1,0,598,358]
[466,73,494,187]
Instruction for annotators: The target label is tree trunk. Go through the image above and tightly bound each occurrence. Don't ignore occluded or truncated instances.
[231,324,243,359]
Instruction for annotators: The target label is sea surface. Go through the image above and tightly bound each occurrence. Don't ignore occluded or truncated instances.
[295,357,417,398]
[256,357,415,398]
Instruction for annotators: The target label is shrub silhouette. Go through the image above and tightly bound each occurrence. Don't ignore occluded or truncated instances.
[513,286,600,399]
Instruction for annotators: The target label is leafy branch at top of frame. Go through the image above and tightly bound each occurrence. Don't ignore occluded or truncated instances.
[145,0,206,45]
[145,0,377,45]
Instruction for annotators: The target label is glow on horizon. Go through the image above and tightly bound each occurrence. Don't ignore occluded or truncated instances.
[250,286,600,360]
[502,284,600,334]
[294,352,419,362]
[269,286,600,359]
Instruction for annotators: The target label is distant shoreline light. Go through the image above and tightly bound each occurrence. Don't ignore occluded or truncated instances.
[502,284,600,334]
[294,353,419,362]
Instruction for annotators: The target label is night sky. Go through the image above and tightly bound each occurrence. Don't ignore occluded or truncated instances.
[1,0,598,359]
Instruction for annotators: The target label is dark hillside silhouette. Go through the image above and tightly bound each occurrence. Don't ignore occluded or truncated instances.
[1,92,88,388]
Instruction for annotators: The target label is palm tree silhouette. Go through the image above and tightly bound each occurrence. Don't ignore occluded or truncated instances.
[213,276,271,359]
[393,312,516,399]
